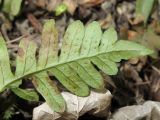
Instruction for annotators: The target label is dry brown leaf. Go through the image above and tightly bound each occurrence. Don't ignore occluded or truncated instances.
[33,90,112,120]
[78,0,104,7]
[127,30,138,40]
[27,14,42,33]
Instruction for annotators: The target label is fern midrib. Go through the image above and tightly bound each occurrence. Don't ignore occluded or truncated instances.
[5,48,141,89]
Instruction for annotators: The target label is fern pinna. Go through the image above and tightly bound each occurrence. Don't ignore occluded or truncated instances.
[0,20,152,112]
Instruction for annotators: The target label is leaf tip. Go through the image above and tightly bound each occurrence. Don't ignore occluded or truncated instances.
[140,47,154,56]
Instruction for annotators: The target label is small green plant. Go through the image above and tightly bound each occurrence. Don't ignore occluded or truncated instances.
[0,20,153,112]
[136,0,155,25]
[55,3,68,16]
[3,106,15,120]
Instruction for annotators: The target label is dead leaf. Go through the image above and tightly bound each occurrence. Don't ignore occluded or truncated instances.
[27,14,42,33]
[33,0,62,11]
[47,0,62,11]
[78,0,104,7]
[63,0,77,15]
[33,90,112,120]
[150,66,160,101]
[33,0,46,8]
[110,101,160,120]
[99,14,115,29]
[30,0,105,15]
[122,63,143,83]
[127,30,138,40]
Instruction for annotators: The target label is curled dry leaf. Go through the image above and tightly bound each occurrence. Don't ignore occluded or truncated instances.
[110,101,160,120]
[33,90,112,120]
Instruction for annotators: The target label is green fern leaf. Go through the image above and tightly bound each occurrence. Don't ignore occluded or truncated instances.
[12,88,39,101]
[2,0,22,16]
[0,20,153,112]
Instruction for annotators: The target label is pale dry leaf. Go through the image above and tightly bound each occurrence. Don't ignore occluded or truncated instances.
[33,0,46,8]
[63,0,78,15]
[110,101,160,120]
[33,90,112,120]
[47,0,62,11]
[33,0,62,11]
[33,0,105,14]
[33,0,77,14]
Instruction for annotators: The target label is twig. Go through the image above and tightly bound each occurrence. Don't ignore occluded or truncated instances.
[7,35,26,44]
[151,66,160,75]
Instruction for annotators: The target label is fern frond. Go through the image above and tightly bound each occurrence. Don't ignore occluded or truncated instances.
[0,20,153,112]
